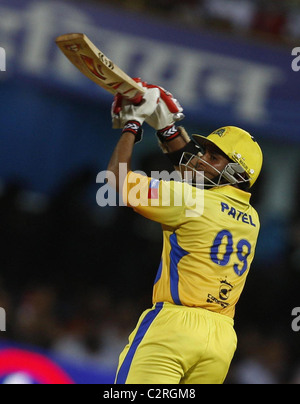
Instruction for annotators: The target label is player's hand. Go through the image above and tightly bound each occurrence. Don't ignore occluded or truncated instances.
[111,86,160,129]
[133,79,185,130]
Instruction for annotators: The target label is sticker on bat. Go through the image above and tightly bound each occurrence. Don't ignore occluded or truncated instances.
[108,82,124,90]
[99,52,115,70]
[81,55,107,80]
[65,44,81,53]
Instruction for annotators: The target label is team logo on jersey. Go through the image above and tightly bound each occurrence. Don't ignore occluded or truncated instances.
[219,279,233,301]
[207,279,234,308]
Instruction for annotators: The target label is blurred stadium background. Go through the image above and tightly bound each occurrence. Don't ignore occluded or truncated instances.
[0,0,299,384]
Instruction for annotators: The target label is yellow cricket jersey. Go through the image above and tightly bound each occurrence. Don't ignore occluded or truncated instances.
[123,171,260,319]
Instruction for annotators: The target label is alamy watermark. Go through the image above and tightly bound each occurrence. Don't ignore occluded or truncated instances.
[292,47,300,72]
[0,47,6,71]
[96,165,205,217]
[291,307,300,332]
[0,307,6,332]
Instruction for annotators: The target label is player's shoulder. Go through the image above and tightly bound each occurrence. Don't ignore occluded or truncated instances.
[162,179,204,199]
[207,185,252,204]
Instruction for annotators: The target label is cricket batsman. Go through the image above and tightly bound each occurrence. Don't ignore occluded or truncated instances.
[107,81,263,384]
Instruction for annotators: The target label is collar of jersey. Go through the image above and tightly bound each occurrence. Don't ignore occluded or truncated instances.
[209,185,251,204]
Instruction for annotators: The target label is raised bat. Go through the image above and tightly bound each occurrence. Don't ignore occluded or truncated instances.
[55,33,145,103]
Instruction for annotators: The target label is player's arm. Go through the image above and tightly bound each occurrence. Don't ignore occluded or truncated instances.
[156,126,199,170]
[107,87,160,192]
[139,81,202,169]
[109,87,193,227]
[106,131,135,191]
[111,80,200,172]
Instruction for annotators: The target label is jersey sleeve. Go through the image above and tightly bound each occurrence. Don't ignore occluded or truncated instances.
[122,171,203,227]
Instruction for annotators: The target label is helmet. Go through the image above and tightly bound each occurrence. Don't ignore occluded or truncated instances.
[191,126,263,188]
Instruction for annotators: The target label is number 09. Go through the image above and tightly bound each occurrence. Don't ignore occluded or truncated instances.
[210,230,251,276]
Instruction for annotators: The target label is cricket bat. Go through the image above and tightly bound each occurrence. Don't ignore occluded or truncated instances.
[55,33,145,103]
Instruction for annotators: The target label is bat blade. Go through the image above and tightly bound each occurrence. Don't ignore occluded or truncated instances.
[55,33,145,102]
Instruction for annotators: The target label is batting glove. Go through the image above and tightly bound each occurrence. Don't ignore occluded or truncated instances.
[133,79,185,143]
[111,86,160,129]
